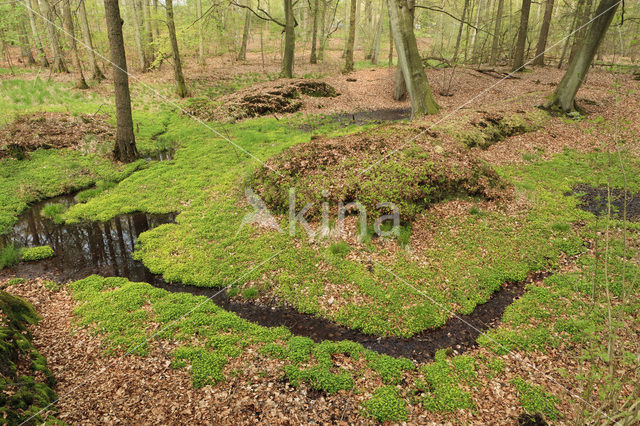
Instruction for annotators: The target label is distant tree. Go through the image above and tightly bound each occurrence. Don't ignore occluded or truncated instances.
[104,0,138,162]
[343,0,356,72]
[309,0,319,63]
[545,0,620,113]
[489,0,504,65]
[196,0,204,64]
[165,0,188,97]
[39,0,67,72]
[26,0,49,67]
[388,0,439,117]
[511,0,532,71]
[17,21,36,65]
[532,0,554,66]
[79,0,106,80]
[62,0,89,89]
[237,2,251,61]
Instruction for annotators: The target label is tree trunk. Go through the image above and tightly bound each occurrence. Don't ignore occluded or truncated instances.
[511,0,531,71]
[196,0,204,64]
[470,0,482,62]
[569,0,593,64]
[237,4,251,61]
[126,0,147,70]
[546,0,619,113]
[370,0,384,64]
[388,0,439,118]
[62,0,89,88]
[558,4,579,68]
[103,0,138,162]
[393,0,416,101]
[532,0,554,66]
[318,0,327,61]
[142,0,155,65]
[40,0,67,72]
[165,0,188,97]
[387,0,393,67]
[343,0,357,72]
[79,0,106,80]
[281,0,295,78]
[489,0,504,65]
[152,0,160,40]
[310,0,319,63]
[18,22,36,65]
[27,0,49,67]
[453,0,470,61]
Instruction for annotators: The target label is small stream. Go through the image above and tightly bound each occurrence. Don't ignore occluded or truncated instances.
[2,190,547,361]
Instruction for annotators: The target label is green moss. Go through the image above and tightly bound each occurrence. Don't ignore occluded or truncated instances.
[362,386,408,422]
[328,241,351,257]
[418,350,476,412]
[284,365,354,394]
[20,246,55,262]
[41,203,67,224]
[0,245,20,269]
[512,376,560,420]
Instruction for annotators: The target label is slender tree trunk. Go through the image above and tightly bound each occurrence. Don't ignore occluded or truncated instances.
[318,0,327,61]
[104,0,138,162]
[532,0,554,65]
[152,0,160,40]
[470,0,482,62]
[370,0,383,64]
[310,0,319,63]
[388,0,439,117]
[165,0,188,97]
[62,0,89,88]
[546,0,619,113]
[79,0,106,80]
[27,0,49,67]
[511,0,531,71]
[18,22,36,65]
[196,0,204,64]
[343,0,357,72]
[489,0,503,65]
[142,0,155,64]
[40,0,67,72]
[558,5,579,68]
[126,0,147,70]
[281,0,295,77]
[238,4,251,61]
[387,0,393,67]
[453,0,470,61]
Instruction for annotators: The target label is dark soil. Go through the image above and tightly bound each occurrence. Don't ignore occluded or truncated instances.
[333,107,411,124]
[0,112,113,158]
[572,184,640,221]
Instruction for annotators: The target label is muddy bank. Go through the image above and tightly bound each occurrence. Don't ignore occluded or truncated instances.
[573,184,640,221]
[3,194,543,361]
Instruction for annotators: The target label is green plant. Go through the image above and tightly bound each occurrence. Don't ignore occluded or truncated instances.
[418,350,476,412]
[0,245,20,269]
[43,280,61,292]
[7,278,26,286]
[328,241,351,257]
[362,386,408,422]
[20,246,55,261]
[41,203,67,224]
[511,376,560,420]
[242,287,259,299]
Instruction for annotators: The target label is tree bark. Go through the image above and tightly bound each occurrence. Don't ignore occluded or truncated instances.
[165,0,188,97]
[453,0,470,61]
[196,0,204,64]
[310,0,319,63]
[569,0,593,64]
[18,22,36,65]
[40,0,68,72]
[27,0,49,67]
[281,0,295,77]
[238,4,251,61]
[388,0,439,117]
[489,0,503,65]
[79,0,106,80]
[125,0,147,70]
[511,0,531,71]
[546,0,620,113]
[387,0,393,67]
[62,0,89,88]
[370,0,383,64]
[343,0,357,72]
[318,0,327,60]
[142,0,155,65]
[103,0,138,162]
[532,0,554,66]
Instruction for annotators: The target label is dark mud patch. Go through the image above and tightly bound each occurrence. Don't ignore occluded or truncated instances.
[333,108,411,125]
[0,112,113,159]
[2,195,539,361]
[572,184,640,221]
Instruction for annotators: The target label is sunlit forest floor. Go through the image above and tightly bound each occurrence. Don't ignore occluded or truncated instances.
[1,47,639,423]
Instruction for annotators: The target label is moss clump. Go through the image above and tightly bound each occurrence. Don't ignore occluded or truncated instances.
[362,386,408,422]
[0,245,20,269]
[447,111,546,149]
[20,246,55,261]
[250,126,509,221]
[0,291,57,423]
[417,350,477,412]
[512,376,560,420]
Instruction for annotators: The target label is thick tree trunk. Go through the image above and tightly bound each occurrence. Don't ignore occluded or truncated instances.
[392,0,416,101]
[388,0,439,117]
[532,0,554,66]
[40,0,67,72]
[62,0,89,89]
[79,0,106,80]
[310,0,319,63]
[18,22,36,65]
[343,0,357,72]
[103,0,138,162]
[196,0,204,64]
[453,0,470,61]
[281,0,295,78]
[546,0,619,113]
[569,0,593,64]
[511,0,531,71]
[165,0,188,97]
[237,5,251,61]
[27,0,49,67]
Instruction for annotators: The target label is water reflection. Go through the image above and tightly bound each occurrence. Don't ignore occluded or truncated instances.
[3,194,176,282]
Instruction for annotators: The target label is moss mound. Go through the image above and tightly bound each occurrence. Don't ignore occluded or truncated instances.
[0,291,57,423]
[249,126,510,220]
[447,111,545,149]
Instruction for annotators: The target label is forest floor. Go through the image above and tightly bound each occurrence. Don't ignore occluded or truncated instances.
[1,51,639,424]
